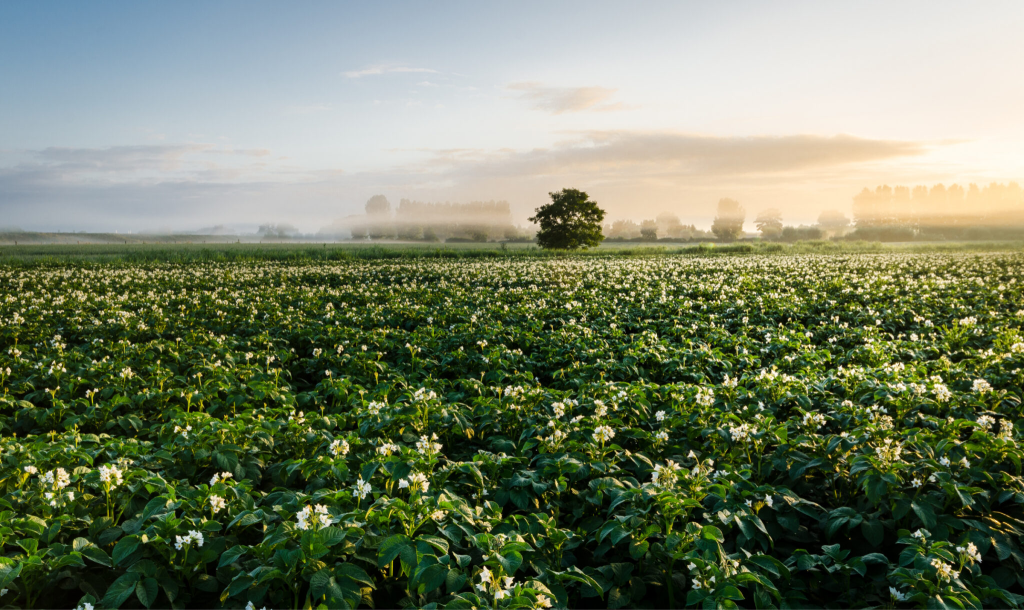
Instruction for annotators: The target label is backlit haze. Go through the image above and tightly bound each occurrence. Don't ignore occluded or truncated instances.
[1,1,1022,233]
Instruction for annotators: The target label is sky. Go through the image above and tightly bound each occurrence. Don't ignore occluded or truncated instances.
[1,1,1023,233]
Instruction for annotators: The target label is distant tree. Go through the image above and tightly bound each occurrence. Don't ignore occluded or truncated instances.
[711,198,746,240]
[529,188,606,250]
[817,209,850,230]
[605,219,640,239]
[257,223,298,238]
[754,208,783,238]
[656,213,685,238]
[365,195,391,216]
[640,219,658,241]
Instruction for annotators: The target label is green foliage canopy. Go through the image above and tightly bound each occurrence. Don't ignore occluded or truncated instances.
[528,188,606,250]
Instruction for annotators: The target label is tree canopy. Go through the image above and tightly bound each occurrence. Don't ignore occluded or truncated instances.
[529,188,606,249]
[754,208,783,238]
[711,198,746,240]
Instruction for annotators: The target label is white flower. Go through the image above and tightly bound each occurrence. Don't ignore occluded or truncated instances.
[376,442,400,456]
[728,422,755,442]
[593,425,615,444]
[930,558,956,580]
[42,468,71,490]
[99,464,123,489]
[655,430,669,442]
[651,461,680,487]
[354,478,372,500]
[415,434,443,455]
[330,439,350,457]
[209,495,227,514]
[939,457,950,467]
[24,465,38,475]
[655,410,666,422]
[973,379,992,393]
[802,412,826,429]
[956,542,982,563]
[174,530,204,550]
[889,587,909,602]
[210,471,233,486]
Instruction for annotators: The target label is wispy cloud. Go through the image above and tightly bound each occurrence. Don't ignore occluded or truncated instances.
[507,82,629,114]
[9,144,280,186]
[423,131,930,179]
[343,64,438,78]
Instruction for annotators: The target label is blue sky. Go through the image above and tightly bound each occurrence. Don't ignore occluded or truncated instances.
[2,1,1023,232]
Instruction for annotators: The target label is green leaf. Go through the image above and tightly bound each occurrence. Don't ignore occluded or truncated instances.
[498,550,524,574]
[861,519,884,547]
[315,526,345,548]
[417,534,450,555]
[112,535,140,567]
[628,539,649,560]
[446,568,467,594]
[337,563,375,589]
[701,525,725,543]
[911,501,937,529]
[720,585,744,601]
[136,577,159,609]
[102,572,141,609]
[417,564,447,593]
[310,569,331,599]
[378,534,412,568]
[218,545,248,568]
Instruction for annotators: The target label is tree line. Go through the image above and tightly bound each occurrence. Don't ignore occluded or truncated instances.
[319,196,531,242]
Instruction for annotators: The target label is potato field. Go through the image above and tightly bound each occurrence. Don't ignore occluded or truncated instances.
[3,252,1024,609]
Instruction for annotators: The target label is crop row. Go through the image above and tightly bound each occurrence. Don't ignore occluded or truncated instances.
[1,253,1023,608]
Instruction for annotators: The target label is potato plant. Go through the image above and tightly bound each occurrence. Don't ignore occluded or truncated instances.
[1,253,1024,609]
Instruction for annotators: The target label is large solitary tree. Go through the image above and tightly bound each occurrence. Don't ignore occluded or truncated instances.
[529,188,606,249]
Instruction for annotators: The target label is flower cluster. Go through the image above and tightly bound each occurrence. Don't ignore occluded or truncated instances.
[593,425,615,444]
[210,471,233,486]
[330,438,350,457]
[296,504,333,531]
[98,464,123,489]
[650,461,681,487]
[399,472,430,494]
[174,530,204,550]
[209,495,227,514]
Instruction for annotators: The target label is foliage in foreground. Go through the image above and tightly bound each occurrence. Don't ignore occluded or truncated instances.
[1,253,1024,608]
